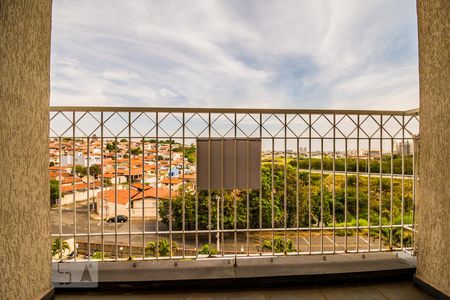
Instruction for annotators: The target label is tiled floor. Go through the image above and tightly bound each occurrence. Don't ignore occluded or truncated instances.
[56,281,434,299]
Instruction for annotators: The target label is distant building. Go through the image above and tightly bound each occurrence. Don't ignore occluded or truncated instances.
[61,152,102,167]
[395,140,412,155]
[168,167,180,177]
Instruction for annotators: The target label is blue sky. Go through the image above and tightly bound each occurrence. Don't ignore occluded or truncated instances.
[50,0,419,109]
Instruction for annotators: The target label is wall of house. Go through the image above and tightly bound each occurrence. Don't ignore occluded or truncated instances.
[0,1,53,299]
[132,198,157,209]
[95,202,157,219]
[416,0,450,296]
[61,188,102,205]
[131,207,157,218]
[132,198,157,217]
[96,201,129,219]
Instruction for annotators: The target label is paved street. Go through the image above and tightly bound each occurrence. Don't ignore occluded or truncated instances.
[52,203,388,258]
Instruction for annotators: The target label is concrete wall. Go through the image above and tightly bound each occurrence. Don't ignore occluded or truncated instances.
[95,199,157,219]
[0,1,53,299]
[60,188,102,205]
[416,0,450,296]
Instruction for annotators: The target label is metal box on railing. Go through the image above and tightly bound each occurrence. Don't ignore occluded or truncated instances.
[196,138,261,190]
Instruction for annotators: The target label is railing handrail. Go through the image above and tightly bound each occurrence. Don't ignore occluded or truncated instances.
[49,106,420,116]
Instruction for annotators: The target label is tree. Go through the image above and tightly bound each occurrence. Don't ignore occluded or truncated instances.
[87,164,101,178]
[103,178,112,187]
[159,164,314,231]
[52,238,70,258]
[106,141,119,152]
[158,161,412,241]
[172,147,183,152]
[172,145,196,162]
[145,238,178,257]
[72,164,100,178]
[289,156,414,175]
[130,147,142,156]
[184,146,196,163]
[247,164,314,228]
[50,179,61,206]
[73,165,86,177]
[120,138,128,143]
[158,190,249,231]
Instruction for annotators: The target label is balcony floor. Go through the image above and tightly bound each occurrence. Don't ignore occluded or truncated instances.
[55,280,432,299]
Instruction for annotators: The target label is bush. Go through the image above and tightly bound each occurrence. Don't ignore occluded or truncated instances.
[145,238,178,257]
[92,252,105,260]
[198,244,218,255]
[262,237,296,253]
[52,238,70,258]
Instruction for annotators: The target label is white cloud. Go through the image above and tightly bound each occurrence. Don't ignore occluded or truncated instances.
[50,0,419,109]
[102,70,139,81]
[328,64,419,109]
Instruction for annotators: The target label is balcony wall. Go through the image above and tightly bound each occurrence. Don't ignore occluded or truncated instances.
[416,0,450,296]
[0,1,53,299]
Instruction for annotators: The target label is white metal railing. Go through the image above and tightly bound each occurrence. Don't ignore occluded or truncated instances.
[49,107,419,262]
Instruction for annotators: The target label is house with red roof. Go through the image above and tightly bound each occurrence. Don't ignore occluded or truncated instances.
[95,187,176,218]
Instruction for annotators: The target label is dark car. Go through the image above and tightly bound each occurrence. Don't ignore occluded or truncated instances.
[107,215,128,223]
[66,251,75,259]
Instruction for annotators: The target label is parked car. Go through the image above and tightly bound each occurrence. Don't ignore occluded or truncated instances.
[107,215,128,223]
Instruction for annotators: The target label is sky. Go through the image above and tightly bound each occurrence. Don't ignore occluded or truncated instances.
[50,0,419,110]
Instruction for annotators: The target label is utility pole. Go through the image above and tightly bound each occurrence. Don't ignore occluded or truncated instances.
[216,195,220,252]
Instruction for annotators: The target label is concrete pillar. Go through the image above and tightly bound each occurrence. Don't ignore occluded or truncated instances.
[0,1,53,299]
[416,0,450,296]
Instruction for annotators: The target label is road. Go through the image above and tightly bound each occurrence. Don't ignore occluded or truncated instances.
[51,204,389,257]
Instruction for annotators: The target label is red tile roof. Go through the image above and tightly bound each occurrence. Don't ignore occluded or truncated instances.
[131,183,152,191]
[160,177,183,184]
[132,187,176,200]
[97,190,131,205]
[97,187,175,204]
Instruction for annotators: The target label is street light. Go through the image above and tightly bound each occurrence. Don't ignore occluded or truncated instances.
[119,246,123,259]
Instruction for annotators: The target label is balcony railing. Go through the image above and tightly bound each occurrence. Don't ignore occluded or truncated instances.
[49,107,419,262]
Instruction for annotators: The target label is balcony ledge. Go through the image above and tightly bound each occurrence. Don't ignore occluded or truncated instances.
[53,251,416,291]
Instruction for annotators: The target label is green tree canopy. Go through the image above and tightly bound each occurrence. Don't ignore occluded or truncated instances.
[106,141,120,152]
[50,179,61,206]
[130,147,142,156]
